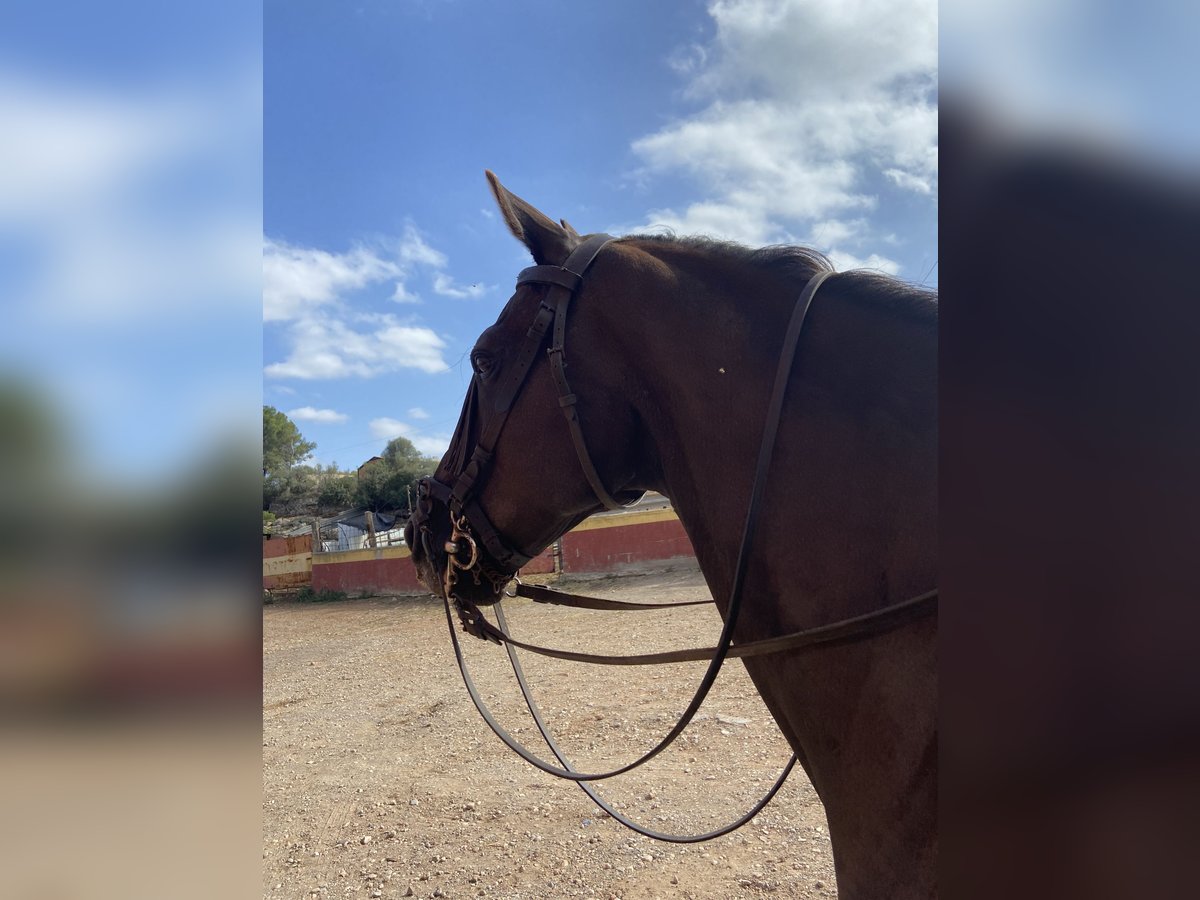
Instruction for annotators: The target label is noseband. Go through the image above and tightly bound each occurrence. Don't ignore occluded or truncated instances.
[412,233,621,593]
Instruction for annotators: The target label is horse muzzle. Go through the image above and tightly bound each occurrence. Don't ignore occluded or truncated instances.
[405,484,448,597]
[406,479,509,606]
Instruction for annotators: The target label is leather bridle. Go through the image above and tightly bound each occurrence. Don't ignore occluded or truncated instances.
[410,236,939,842]
[411,234,624,587]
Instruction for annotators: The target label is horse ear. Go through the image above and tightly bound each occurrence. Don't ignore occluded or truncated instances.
[485,170,579,265]
[560,218,581,239]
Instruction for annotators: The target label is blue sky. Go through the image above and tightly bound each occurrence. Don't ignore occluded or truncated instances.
[1,2,261,481]
[6,2,1196,484]
[0,1,937,482]
[263,0,938,469]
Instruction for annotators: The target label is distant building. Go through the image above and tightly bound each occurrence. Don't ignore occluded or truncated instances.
[357,456,384,478]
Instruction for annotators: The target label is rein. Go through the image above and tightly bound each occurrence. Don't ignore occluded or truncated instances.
[417,249,939,841]
[457,582,939,667]
[441,594,801,843]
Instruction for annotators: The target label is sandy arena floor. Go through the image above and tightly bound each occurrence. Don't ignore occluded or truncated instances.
[264,567,836,899]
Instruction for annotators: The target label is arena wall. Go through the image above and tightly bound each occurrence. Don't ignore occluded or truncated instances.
[559,507,695,574]
[265,506,696,596]
[262,534,312,590]
[307,543,555,595]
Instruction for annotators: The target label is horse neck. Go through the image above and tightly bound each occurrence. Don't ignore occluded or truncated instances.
[616,243,938,618]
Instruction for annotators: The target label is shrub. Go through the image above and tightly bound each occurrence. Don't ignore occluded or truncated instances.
[295,586,348,603]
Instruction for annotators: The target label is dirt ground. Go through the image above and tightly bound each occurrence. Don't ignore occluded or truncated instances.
[263,567,836,899]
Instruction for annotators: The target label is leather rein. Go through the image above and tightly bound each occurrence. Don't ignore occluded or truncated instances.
[413,235,938,842]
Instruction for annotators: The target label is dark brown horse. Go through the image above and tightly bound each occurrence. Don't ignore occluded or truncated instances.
[406,173,937,899]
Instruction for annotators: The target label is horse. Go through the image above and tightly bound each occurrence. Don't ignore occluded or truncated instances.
[405,172,938,899]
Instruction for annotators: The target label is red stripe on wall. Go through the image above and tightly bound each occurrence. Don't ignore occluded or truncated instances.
[523,545,555,575]
[263,572,311,590]
[263,534,311,558]
[312,555,427,595]
[560,517,695,574]
[308,542,553,596]
[268,513,693,596]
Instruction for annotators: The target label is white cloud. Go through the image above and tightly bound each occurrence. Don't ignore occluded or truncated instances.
[0,72,204,221]
[264,225,489,382]
[368,417,450,457]
[265,313,448,379]
[0,65,263,482]
[287,406,349,424]
[800,217,906,272]
[263,238,401,323]
[0,69,261,324]
[264,223,481,322]
[940,0,1173,150]
[397,224,447,268]
[695,0,935,100]
[410,435,452,457]
[667,42,709,77]
[391,282,419,304]
[807,218,868,247]
[825,250,901,275]
[265,225,494,384]
[630,0,937,261]
[369,417,407,439]
[884,168,935,195]
[432,272,488,299]
[408,407,430,420]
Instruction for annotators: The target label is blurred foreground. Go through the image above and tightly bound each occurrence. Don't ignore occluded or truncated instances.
[0,2,262,897]
[1,0,1198,897]
[0,381,259,718]
[0,375,263,900]
[942,2,1200,896]
[1,722,260,899]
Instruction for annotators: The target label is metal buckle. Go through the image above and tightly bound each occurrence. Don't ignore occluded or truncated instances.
[443,512,493,642]
[446,512,479,572]
[453,597,497,643]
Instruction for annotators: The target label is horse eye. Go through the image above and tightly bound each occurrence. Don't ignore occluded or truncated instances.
[470,352,493,378]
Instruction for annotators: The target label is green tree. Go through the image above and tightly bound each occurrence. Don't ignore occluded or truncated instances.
[264,464,312,515]
[0,378,66,555]
[263,406,316,473]
[263,406,316,512]
[314,463,358,514]
[381,436,424,469]
[0,379,62,471]
[356,436,437,514]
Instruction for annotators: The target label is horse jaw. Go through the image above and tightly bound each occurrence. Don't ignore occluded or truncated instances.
[484,169,580,266]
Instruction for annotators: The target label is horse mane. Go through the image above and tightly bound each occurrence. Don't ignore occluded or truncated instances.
[619,233,937,325]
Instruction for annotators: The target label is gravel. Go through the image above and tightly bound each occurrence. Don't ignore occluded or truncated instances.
[264,568,836,898]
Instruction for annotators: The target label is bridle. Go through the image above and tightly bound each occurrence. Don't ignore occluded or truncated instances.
[411,233,627,611]
[410,235,939,842]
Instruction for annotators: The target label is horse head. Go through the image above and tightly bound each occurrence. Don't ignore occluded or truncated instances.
[406,173,648,605]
